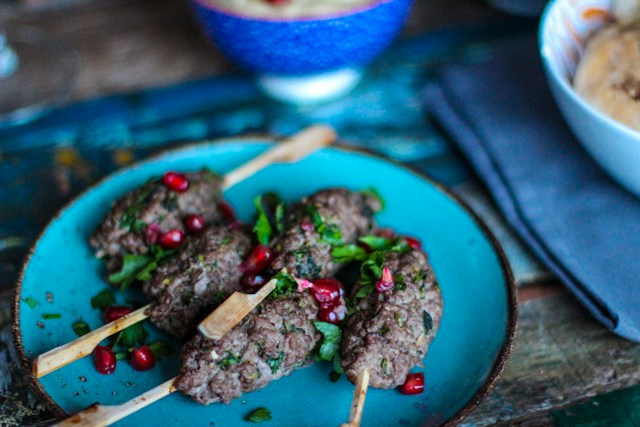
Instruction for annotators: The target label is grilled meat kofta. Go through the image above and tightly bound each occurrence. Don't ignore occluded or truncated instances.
[340,245,443,388]
[269,188,381,279]
[90,170,227,273]
[175,290,322,404]
[142,226,253,338]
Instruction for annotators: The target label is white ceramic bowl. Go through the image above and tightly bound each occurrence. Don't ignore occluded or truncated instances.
[539,0,640,197]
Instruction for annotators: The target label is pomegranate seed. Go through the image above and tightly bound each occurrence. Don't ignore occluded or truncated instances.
[217,201,236,221]
[400,372,424,395]
[103,306,133,323]
[405,236,422,249]
[130,346,156,371]
[93,346,116,375]
[159,229,185,249]
[242,273,268,290]
[318,306,340,324]
[376,266,395,293]
[300,221,315,232]
[145,223,162,245]
[184,214,205,232]
[311,278,342,305]
[162,171,189,192]
[240,245,273,273]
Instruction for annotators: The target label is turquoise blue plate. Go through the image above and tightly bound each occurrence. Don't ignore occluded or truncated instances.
[13,139,516,426]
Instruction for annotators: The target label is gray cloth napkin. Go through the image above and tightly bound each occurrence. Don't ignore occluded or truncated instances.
[425,36,640,341]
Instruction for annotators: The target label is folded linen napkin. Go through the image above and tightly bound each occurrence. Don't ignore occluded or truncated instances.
[425,36,640,341]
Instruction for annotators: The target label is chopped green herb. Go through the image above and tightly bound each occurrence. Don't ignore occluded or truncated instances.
[361,188,384,212]
[119,186,152,232]
[381,357,390,375]
[22,296,39,309]
[332,352,345,374]
[282,321,305,334]
[108,254,154,290]
[115,351,128,361]
[390,239,411,253]
[275,203,285,233]
[377,326,390,336]
[329,371,341,382]
[331,244,368,263]
[245,407,272,423]
[134,259,158,282]
[220,351,241,369]
[221,236,232,245]
[359,235,393,251]
[117,323,148,348]
[394,274,406,291]
[423,311,433,335]
[312,321,342,362]
[266,352,285,374]
[149,340,173,361]
[72,320,91,337]
[394,312,406,327]
[270,271,297,298]
[305,205,343,246]
[90,289,116,311]
[41,313,61,320]
[253,195,273,245]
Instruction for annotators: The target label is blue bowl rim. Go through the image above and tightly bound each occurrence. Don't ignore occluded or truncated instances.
[538,0,640,144]
[11,136,518,426]
[190,0,405,23]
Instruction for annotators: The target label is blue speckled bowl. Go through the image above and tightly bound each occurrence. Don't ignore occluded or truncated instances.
[189,0,413,103]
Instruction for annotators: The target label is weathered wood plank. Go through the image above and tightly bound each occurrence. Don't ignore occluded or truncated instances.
[461,291,640,426]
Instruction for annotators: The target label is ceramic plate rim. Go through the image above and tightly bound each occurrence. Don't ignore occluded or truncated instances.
[11,136,518,426]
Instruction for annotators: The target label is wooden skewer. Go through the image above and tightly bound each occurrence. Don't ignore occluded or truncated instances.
[340,369,370,427]
[53,377,177,427]
[198,270,281,340]
[32,125,336,378]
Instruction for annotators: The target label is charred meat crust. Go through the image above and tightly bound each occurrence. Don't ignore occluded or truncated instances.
[142,227,253,339]
[175,292,321,404]
[340,248,443,389]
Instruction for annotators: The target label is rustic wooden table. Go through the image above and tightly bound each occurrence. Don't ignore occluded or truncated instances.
[2,0,640,426]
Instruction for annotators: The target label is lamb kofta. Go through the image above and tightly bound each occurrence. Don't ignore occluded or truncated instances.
[340,242,443,389]
[90,169,229,275]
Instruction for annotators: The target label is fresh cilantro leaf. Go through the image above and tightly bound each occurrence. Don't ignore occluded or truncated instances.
[117,323,148,348]
[305,205,343,246]
[135,260,158,282]
[266,352,285,374]
[360,251,386,285]
[354,283,374,300]
[312,321,342,362]
[332,352,345,374]
[41,313,61,319]
[253,195,273,245]
[270,271,297,298]
[22,296,39,309]
[306,205,324,230]
[149,340,173,361]
[390,239,410,253]
[245,407,272,423]
[108,254,154,290]
[394,274,406,291]
[361,188,384,212]
[331,244,368,263]
[72,320,91,337]
[115,351,128,361]
[90,289,116,311]
[119,186,152,232]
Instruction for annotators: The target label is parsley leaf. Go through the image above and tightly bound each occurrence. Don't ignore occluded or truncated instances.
[117,323,148,348]
[220,351,242,369]
[22,296,39,309]
[108,254,154,289]
[275,203,285,234]
[331,244,368,263]
[41,313,61,319]
[305,205,343,246]
[313,321,342,362]
[90,289,116,311]
[266,352,285,374]
[72,320,91,337]
[270,270,297,298]
[359,235,394,251]
[253,195,273,245]
[245,407,272,423]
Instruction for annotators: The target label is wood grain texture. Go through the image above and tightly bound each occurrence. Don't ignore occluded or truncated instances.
[461,291,640,426]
